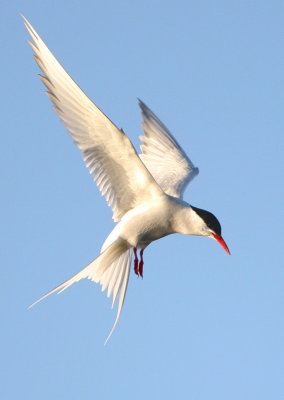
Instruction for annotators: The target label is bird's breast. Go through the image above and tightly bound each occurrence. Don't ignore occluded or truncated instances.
[118,197,177,248]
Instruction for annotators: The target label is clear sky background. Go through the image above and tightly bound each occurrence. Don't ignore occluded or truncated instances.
[1,1,283,399]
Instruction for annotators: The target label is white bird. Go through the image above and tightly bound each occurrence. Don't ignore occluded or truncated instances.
[23,16,230,343]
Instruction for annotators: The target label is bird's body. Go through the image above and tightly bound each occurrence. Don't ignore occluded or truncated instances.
[113,196,187,249]
[23,16,230,342]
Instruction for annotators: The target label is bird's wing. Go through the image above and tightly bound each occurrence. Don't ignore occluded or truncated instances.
[23,17,163,222]
[139,100,199,198]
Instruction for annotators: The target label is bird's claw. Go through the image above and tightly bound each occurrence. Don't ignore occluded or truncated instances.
[133,247,144,278]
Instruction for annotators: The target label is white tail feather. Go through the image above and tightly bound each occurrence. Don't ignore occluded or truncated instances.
[29,238,132,343]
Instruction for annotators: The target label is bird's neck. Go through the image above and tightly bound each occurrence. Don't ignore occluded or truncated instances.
[171,205,207,236]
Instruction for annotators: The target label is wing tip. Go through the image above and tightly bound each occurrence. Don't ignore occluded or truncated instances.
[20,13,27,22]
[138,98,149,113]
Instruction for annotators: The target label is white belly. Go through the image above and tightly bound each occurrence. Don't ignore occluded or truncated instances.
[102,195,190,251]
[118,196,181,248]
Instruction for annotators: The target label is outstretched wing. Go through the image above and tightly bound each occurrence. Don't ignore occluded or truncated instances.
[23,17,163,222]
[139,100,199,198]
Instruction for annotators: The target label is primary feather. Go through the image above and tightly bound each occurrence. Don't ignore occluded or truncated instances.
[139,99,199,198]
[23,16,163,223]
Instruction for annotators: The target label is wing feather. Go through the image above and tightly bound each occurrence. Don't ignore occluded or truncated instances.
[139,100,199,198]
[23,17,163,222]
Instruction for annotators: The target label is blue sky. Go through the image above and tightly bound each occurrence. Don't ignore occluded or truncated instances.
[1,1,283,399]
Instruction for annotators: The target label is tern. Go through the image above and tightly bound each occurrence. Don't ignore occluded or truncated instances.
[23,16,230,342]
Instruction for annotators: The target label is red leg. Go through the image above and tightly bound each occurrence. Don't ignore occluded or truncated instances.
[138,249,144,278]
[133,247,139,276]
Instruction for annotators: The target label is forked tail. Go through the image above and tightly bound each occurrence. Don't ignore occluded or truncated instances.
[29,238,132,343]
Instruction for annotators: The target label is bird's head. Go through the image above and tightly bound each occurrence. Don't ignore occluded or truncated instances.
[191,206,230,255]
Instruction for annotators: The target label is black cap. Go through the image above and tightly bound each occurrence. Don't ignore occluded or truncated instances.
[191,206,222,236]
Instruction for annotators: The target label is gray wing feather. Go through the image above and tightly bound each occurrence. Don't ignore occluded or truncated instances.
[23,17,163,222]
[139,100,199,198]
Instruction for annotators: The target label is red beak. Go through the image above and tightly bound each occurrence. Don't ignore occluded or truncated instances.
[212,233,231,255]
